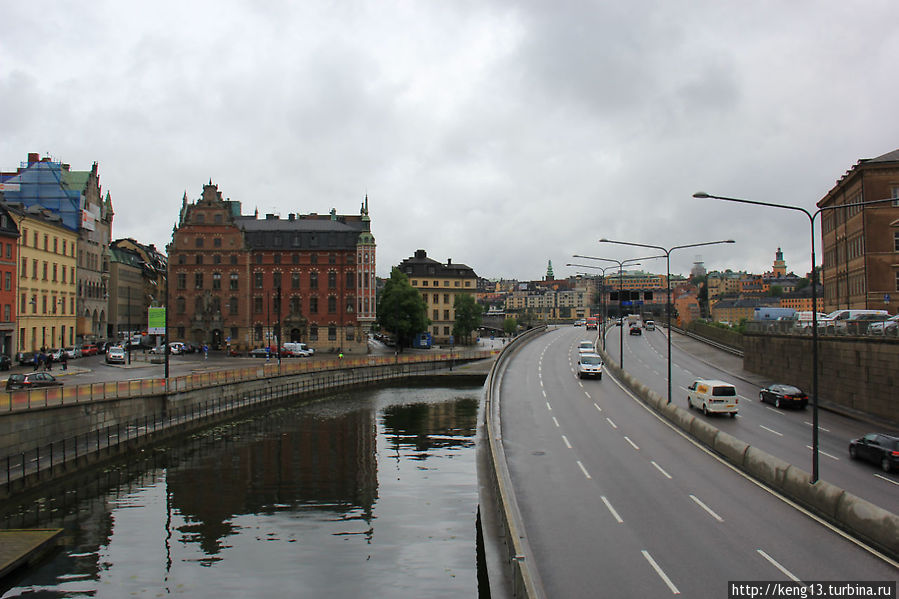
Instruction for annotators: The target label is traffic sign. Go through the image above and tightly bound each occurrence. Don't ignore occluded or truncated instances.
[885,294,891,305]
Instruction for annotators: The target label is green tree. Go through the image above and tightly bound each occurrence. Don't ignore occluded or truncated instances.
[376,268,429,350]
[452,294,483,344]
[769,285,783,297]
[503,317,518,336]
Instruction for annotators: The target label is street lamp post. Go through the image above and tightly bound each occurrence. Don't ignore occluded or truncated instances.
[693,191,895,484]
[599,238,735,406]
[566,263,620,350]
[573,254,663,369]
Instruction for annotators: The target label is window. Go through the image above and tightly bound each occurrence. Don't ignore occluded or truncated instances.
[892,186,899,207]
[444,294,450,304]
[176,297,186,314]
[32,260,37,279]
[310,271,318,289]
[328,271,337,289]
[310,324,318,340]
[454,281,460,287]
[422,280,428,287]
[328,325,337,340]
[229,297,238,315]
[196,255,203,265]
[290,296,301,313]
[346,327,354,341]
[291,272,300,289]
[274,254,281,264]
[215,214,223,224]
[53,238,58,253]
[292,254,299,264]
[42,262,47,280]
[310,297,318,313]
[895,231,899,253]
[328,296,336,313]
[177,326,185,338]
[196,213,205,224]
[254,272,264,289]
[310,253,318,264]
[346,271,354,288]
[52,264,57,282]
[177,273,186,289]
[196,237,204,248]
[195,273,203,289]
[195,297,203,313]
[20,258,25,277]
[328,253,336,264]
[444,309,450,320]
[62,239,66,255]
[213,272,221,290]
[3,272,9,291]
[432,293,439,304]
[3,305,8,321]
[444,326,450,335]
[213,254,221,264]
[230,273,239,290]
[255,324,263,341]
[178,255,186,264]
[273,272,282,289]
[213,237,222,247]
[43,235,48,250]
[255,254,263,265]
[230,255,238,265]
[433,309,439,319]
[254,297,263,313]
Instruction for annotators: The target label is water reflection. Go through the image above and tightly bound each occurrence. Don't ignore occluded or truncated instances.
[1,386,482,599]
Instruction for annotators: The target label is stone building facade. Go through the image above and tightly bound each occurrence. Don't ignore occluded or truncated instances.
[168,182,375,353]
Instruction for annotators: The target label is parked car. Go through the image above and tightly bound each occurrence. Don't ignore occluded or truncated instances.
[16,351,37,365]
[106,346,126,364]
[168,342,184,355]
[576,353,603,379]
[249,347,272,358]
[281,343,312,357]
[0,355,11,371]
[759,384,808,409]
[687,379,738,417]
[629,325,642,336]
[868,314,899,335]
[80,343,98,357]
[64,347,82,359]
[849,432,899,473]
[6,372,63,391]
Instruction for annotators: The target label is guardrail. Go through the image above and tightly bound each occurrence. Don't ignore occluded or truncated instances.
[0,351,493,413]
[482,327,547,599]
[745,320,899,338]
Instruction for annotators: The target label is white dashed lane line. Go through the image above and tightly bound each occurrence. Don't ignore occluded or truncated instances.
[606,417,618,429]
[651,461,673,479]
[562,435,572,449]
[759,425,783,437]
[805,446,839,460]
[601,496,623,523]
[552,417,560,428]
[641,550,680,594]
[624,436,640,451]
[804,421,830,432]
[689,494,724,522]
[756,549,802,583]
[577,460,592,479]
[594,403,602,412]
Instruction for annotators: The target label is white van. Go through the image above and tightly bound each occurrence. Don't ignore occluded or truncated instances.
[577,353,603,379]
[824,309,889,333]
[687,379,738,417]
[282,342,314,357]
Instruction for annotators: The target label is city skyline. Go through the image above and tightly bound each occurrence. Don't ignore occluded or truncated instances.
[3,1,898,280]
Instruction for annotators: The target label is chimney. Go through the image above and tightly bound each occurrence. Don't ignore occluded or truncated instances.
[447,258,452,265]
[27,153,39,164]
[288,213,295,221]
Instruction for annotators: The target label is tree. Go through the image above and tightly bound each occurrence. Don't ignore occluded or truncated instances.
[503,317,518,336]
[377,268,429,350]
[452,294,483,344]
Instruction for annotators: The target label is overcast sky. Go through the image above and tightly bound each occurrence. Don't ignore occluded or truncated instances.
[2,1,897,281]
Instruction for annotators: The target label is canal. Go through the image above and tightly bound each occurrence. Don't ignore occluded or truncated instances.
[1,384,485,598]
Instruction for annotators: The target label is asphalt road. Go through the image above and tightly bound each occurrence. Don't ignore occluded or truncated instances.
[498,326,898,598]
[602,324,899,513]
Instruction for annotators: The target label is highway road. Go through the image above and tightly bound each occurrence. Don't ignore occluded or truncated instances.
[498,326,898,598]
[603,323,899,513]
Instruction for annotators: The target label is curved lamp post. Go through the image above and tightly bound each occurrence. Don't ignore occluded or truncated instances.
[599,238,735,406]
[573,254,664,369]
[566,263,621,350]
[693,190,895,483]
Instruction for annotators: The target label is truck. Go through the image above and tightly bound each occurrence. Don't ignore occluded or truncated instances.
[412,332,432,349]
[627,314,640,327]
[752,307,796,321]
[585,317,598,330]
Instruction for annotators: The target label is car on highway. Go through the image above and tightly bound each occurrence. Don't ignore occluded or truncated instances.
[573,319,586,326]
[759,384,808,410]
[576,353,603,379]
[629,325,642,336]
[6,372,63,391]
[848,432,899,473]
[106,346,126,364]
[687,379,738,417]
[644,320,655,330]
[867,314,899,335]
[577,340,595,354]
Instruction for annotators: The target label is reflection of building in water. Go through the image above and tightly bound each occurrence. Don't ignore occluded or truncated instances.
[166,406,377,555]
[382,397,478,454]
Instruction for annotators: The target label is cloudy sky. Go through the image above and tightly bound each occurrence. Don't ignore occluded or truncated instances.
[2,1,897,281]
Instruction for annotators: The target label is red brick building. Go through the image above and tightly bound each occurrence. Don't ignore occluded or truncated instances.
[0,204,18,356]
[168,182,376,353]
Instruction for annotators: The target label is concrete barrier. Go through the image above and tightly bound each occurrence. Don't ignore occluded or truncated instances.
[835,493,899,558]
[713,431,749,465]
[690,417,719,448]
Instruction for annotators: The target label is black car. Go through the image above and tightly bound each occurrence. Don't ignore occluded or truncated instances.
[6,372,63,391]
[849,433,899,473]
[629,325,642,336]
[759,384,808,409]
[0,355,10,371]
[16,351,37,366]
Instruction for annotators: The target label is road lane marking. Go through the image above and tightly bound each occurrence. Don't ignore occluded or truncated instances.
[584,391,591,399]
[624,436,640,451]
[606,417,617,429]
[578,381,584,388]
[542,389,547,398]
[756,549,802,582]
[765,407,783,415]
[689,494,724,522]
[759,425,783,437]
[651,461,673,479]
[805,446,840,460]
[546,401,552,411]
[601,495,623,523]
[804,421,830,432]
[641,550,680,594]
[577,460,592,479]
[552,417,560,428]
[594,403,602,412]
[874,474,899,486]
[562,435,572,449]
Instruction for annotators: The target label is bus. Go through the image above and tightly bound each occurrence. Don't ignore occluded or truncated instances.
[585,317,598,330]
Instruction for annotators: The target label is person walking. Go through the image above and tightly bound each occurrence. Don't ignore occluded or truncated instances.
[61,350,68,371]
[46,352,54,371]
[203,344,208,360]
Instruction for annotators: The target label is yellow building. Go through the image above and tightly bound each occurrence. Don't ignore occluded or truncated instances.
[6,204,78,352]
[398,249,478,344]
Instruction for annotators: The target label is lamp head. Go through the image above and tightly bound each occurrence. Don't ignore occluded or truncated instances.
[693,191,710,198]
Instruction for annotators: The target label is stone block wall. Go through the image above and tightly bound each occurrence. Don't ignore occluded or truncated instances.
[743,332,898,423]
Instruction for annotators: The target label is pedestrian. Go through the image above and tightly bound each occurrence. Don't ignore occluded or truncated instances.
[46,352,53,371]
[33,353,39,371]
[203,344,208,360]
[61,351,68,371]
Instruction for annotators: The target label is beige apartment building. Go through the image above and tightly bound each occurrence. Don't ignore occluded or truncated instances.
[819,149,899,314]
[398,249,478,344]
[5,203,78,352]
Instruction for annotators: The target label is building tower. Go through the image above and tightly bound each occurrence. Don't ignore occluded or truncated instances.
[773,247,787,277]
[546,260,554,281]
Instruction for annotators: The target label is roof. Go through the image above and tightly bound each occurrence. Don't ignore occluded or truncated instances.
[864,148,899,164]
[398,249,477,279]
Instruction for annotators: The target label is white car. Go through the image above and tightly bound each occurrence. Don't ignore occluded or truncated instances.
[577,340,595,354]
[868,314,899,335]
[106,347,126,364]
[577,353,603,379]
